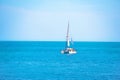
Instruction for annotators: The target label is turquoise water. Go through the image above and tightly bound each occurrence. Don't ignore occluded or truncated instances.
[0,41,120,80]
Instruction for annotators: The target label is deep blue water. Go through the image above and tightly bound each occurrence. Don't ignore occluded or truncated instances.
[0,41,120,80]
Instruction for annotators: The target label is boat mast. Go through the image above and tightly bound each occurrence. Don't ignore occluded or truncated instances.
[66,20,70,47]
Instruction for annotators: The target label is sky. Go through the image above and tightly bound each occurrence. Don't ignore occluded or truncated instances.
[0,0,120,41]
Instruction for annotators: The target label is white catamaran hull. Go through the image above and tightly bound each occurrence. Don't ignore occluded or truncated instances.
[61,48,77,54]
[61,50,76,54]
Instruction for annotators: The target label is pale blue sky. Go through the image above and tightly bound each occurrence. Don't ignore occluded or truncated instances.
[0,0,120,41]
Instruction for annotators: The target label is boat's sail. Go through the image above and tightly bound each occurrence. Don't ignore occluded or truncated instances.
[66,21,70,48]
[61,21,77,54]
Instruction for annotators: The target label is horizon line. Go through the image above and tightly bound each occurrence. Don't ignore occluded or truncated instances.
[0,40,120,42]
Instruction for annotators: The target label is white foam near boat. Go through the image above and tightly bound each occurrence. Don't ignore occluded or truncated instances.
[61,21,77,54]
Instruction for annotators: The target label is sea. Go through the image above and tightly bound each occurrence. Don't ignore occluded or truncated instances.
[0,41,120,80]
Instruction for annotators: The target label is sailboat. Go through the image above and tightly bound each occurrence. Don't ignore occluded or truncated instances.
[61,21,77,54]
